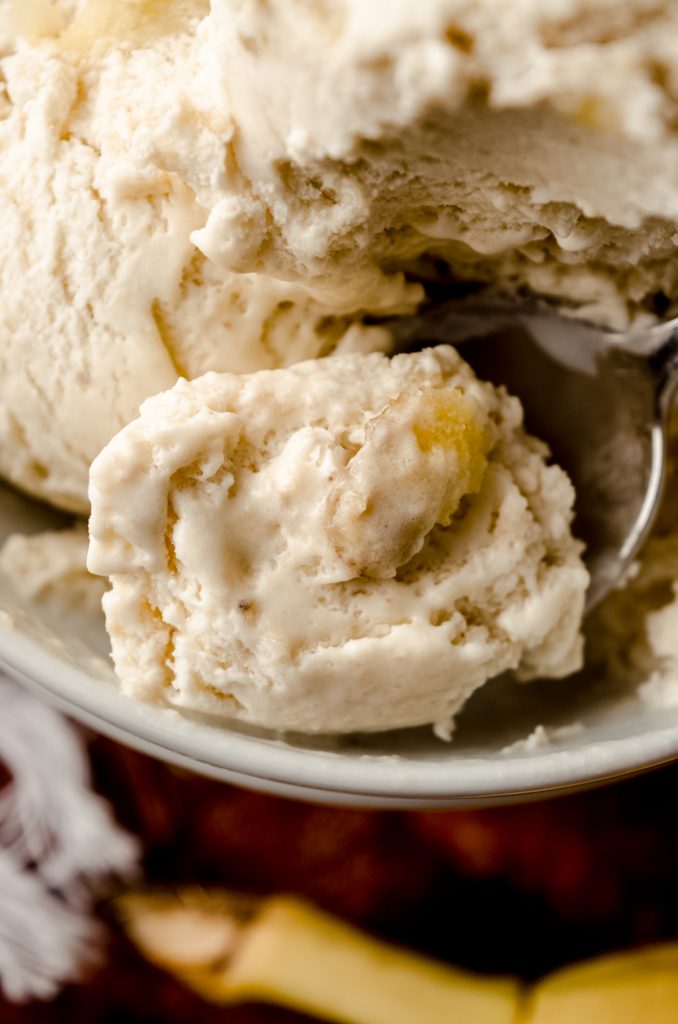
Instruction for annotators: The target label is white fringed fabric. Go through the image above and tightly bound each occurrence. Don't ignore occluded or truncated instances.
[0,850,101,1003]
[0,675,140,1002]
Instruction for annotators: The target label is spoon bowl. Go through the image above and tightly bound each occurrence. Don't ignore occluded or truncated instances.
[393,300,678,608]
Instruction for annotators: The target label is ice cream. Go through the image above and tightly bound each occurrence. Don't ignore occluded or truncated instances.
[87,347,588,735]
[202,0,678,325]
[0,0,389,513]
[4,1,678,518]
[0,525,106,617]
[2,0,678,738]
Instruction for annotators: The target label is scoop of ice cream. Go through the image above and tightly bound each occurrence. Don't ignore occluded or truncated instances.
[6,0,678,519]
[0,524,106,616]
[87,347,588,736]
[199,0,678,324]
[0,0,389,514]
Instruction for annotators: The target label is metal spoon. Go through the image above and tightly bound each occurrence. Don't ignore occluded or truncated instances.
[390,297,678,609]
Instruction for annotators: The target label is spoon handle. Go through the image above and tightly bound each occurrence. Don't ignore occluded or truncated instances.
[647,321,678,417]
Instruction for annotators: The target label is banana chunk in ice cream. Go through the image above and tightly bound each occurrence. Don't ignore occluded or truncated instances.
[327,385,489,579]
[88,347,588,736]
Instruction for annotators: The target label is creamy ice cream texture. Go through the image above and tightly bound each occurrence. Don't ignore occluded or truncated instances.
[0,524,105,617]
[202,0,678,322]
[87,347,588,735]
[1,0,678,735]
[0,0,389,513]
[4,0,678,514]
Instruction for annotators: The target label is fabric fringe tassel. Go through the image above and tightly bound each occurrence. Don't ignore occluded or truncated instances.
[0,675,139,1002]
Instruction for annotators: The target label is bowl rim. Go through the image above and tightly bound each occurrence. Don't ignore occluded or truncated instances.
[2,619,678,808]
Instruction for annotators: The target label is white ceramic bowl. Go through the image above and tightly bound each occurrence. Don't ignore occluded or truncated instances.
[2,479,678,808]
